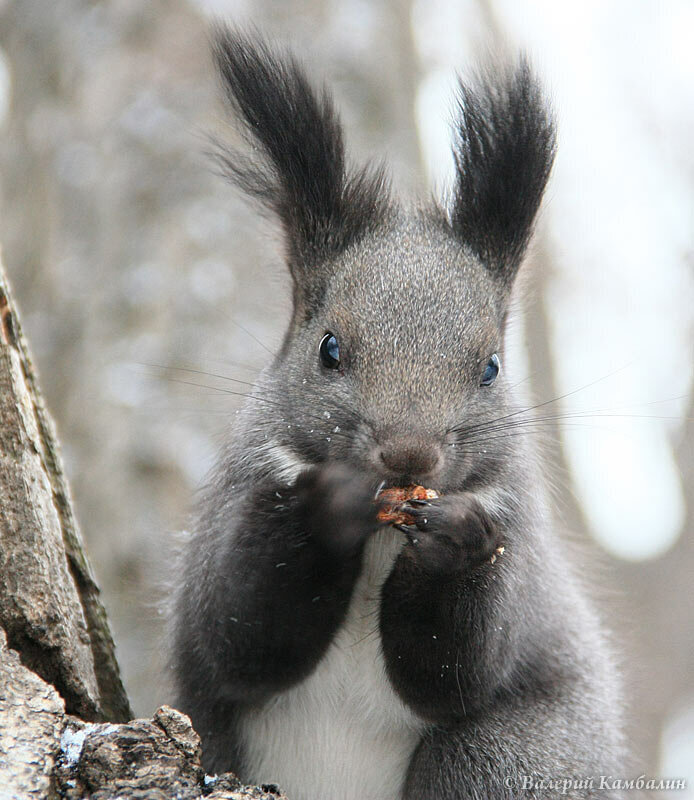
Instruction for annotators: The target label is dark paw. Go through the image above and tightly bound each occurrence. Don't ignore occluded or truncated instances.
[395,494,504,574]
[294,462,377,555]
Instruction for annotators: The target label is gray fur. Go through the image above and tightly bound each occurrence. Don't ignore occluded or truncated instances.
[170,29,625,800]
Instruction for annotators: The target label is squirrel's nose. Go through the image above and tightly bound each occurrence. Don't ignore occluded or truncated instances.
[378,436,442,481]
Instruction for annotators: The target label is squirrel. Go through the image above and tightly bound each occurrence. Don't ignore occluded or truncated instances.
[170,26,625,800]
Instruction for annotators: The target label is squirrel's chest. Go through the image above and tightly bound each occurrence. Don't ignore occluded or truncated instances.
[237,530,422,800]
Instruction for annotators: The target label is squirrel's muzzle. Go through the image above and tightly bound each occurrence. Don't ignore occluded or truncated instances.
[375,432,443,484]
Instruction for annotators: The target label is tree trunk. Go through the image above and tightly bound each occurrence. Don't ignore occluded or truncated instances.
[0,253,132,725]
[0,254,285,798]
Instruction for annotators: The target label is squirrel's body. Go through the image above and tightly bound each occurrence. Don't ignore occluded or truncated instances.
[171,30,624,799]
[239,528,419,799]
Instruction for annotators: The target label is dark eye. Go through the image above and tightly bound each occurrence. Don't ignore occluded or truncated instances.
[481,353,500,386]
[319,332,340,369]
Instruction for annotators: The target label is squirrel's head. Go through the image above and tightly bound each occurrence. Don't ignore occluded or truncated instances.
[212,27,556,493]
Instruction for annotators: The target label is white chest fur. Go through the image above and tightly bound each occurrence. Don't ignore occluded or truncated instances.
[237,529,422,800]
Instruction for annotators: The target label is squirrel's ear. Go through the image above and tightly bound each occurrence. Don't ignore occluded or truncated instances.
[211,27,389,316]
[448,58,556,288]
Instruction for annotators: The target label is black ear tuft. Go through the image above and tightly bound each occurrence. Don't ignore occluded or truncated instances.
[449,58,556,284]
[211,26,389,311]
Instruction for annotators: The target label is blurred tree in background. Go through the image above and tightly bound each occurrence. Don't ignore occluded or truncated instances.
[0,0,692,787]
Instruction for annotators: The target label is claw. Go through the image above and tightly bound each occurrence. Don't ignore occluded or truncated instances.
[393,523,417,535]
[394,522,426,546]
[373,480,387,501]
[407,498,431,507]
[393,523,422,544]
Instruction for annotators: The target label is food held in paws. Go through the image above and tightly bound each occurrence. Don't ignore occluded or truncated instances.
[377,484,439,525]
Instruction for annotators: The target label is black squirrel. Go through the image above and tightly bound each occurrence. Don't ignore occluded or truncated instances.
[171,26,624,799]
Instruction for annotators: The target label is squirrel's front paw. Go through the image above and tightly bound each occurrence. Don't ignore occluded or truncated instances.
[395,494,503,575]
[294,463,377,556]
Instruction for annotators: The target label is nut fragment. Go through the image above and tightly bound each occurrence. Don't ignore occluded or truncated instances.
[377,484,439,525]
[490,545,505,564]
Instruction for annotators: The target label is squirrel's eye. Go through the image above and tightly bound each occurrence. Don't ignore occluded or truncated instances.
[319,332,340,369]
[481,353,500,386]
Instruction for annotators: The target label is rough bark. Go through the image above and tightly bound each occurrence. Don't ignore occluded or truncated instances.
[0,253,131,724]
[0,627,286,800]
[54,705,288,800]
[0,255,293,797]
[0,627,65,798]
